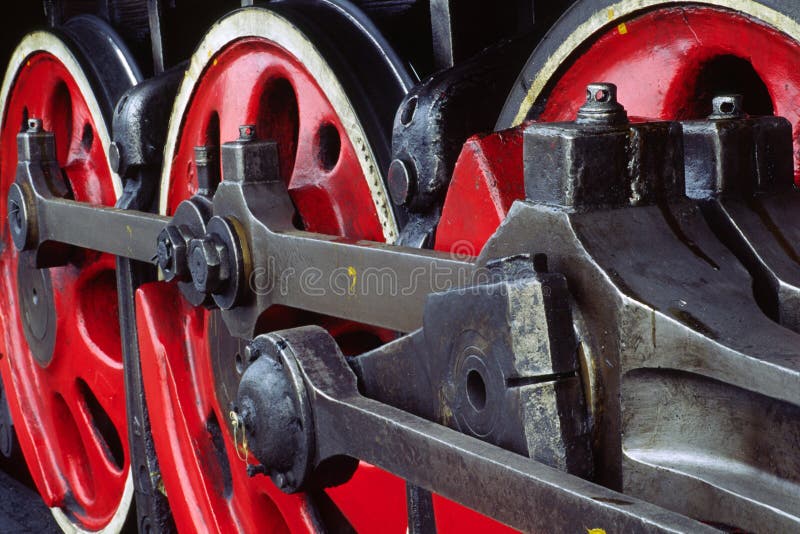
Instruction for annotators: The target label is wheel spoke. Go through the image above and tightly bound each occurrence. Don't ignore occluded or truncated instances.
[61,386,124,499]
[76,363,126,434]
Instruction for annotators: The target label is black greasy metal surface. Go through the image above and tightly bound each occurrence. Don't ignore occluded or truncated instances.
[236,326,715,533]
[111,64,184,184]
[0,468,59,534]
[523,85,685,211]
[59,15,143,125]
[390,37,536,246]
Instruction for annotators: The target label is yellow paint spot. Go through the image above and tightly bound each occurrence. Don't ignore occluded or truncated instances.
[26,60,30,68]
[212,58,218,67]
[126,225,132,238]
[587,529,607,534]
[617,23,628,35]
[347,266,357,293]
[607,7,615,20]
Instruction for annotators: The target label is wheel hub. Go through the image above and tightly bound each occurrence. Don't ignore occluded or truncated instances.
[16,255,55,367]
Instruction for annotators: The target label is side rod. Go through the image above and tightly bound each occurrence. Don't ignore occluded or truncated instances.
[41,198,170,263]
[10,124,476,333]
[316,394,714,533]
[279,327,718,534]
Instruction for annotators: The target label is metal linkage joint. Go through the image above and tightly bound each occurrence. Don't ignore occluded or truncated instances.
[233,319,713,533]
[9,120,170,267]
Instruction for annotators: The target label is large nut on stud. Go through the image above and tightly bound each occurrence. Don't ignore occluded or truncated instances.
[187,216,248,309]
[576,83,628,126]
[236,332,315,493]
[525,82,683,210]
[681,94,794,198]
[156,225,189,282]
[188,235,228,294]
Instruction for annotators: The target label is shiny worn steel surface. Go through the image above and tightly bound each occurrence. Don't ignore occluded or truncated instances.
[204,128,475,338]
[682,95,800,334]
[479,103,800,531]
[236,325,715,533]
[353,255,592,477]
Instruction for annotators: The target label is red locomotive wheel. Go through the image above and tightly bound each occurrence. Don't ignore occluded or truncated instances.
[500,2,800,181]
[137,8,410,532]
[436,4,800,527]
[0,33,134,531]
[444,3,800,256]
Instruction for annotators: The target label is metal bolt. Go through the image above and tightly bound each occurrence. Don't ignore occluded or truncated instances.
[388,158,416,206]
[27,118,43,133]
[709,94,744,120]
[238,124,256,141]
[108,142,122,174]
[194,145,220,195]
[243,343,256,364]
[156,226,188,281]
[576,83,628,126]
[188,235,229,294]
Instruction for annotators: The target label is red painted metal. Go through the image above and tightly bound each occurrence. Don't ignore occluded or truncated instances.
[0,52,128,529]
[163,37,386,240]
[435,128,524,257]
[538,6,800,184]
[439,6,800,254]
[138,37,410,532]
[137,284,314,533]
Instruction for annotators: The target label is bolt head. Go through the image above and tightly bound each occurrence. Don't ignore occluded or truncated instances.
[238,124,256,141]
[188,236,228,294]
[388,158,415,206]
[157,225,188,281]
[108,142,122,174]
